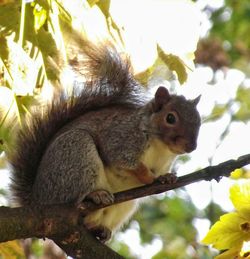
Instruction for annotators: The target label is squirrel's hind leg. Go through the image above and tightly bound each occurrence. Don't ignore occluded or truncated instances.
[33,128,114,242]
[33,129,106,205]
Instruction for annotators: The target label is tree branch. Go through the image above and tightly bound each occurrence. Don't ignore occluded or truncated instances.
[0,205,123,258]
[78,154,250,214]
[1,154,249,258]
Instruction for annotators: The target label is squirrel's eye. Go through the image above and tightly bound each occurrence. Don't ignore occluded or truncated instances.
[166,113,176,124]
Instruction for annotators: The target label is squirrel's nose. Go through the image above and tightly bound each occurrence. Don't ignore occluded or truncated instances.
[185,141,197,153]
[173,136,197,153]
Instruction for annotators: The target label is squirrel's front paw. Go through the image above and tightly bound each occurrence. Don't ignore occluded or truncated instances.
[156,173,178,184]
[86,190,114,205]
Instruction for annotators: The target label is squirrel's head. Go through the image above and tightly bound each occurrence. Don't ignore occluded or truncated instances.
[150,86,201,154]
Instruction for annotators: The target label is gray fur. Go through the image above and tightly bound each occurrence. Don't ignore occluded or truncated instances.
[9,40,201,210]
[9,41,145,206]
[32,129,102,204]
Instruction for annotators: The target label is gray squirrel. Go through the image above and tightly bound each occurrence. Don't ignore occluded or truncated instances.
[9,40,201,242]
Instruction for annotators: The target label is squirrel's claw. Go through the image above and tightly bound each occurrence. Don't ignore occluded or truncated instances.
[156,173,178,184]
[85,190,114,205]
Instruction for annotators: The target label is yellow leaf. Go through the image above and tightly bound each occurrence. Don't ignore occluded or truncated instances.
[215,246,242,259]
[0,155,7,169]
[231,168,243,179]
[0,86,17,125]
[33,4,47,32]
[157,45,187,84]
[202,212,250,250]
[230,182,250,217]
[215,241,250,259]
[0,241,24,258]
[87,0,100,7]
[241,241,250,257]
[134,67,152,86]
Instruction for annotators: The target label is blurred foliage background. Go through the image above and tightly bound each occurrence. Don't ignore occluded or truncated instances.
[0,0,250,258]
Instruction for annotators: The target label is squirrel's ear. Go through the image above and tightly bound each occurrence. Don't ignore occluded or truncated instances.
[191,95,201,106]
[153,86,170,112]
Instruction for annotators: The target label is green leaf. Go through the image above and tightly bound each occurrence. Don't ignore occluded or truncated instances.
[157,45,187,84]
[0,37,10,68]
[135,194,197,245]
[15,95,38,118]
[0,2,21,37]
[208,104,228,122]
[109,239,134,259]
[234,87,250,122]
[134,62,157,86]
[30,239,44,257]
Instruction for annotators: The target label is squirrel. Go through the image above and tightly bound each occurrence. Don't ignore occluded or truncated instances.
[9,40,201,242]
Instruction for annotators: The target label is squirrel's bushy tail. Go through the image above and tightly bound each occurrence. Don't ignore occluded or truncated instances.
[10,39,143,206]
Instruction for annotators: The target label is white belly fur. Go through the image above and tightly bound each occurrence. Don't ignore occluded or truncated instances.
[141,137,176,177]
[84,137,177,233]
